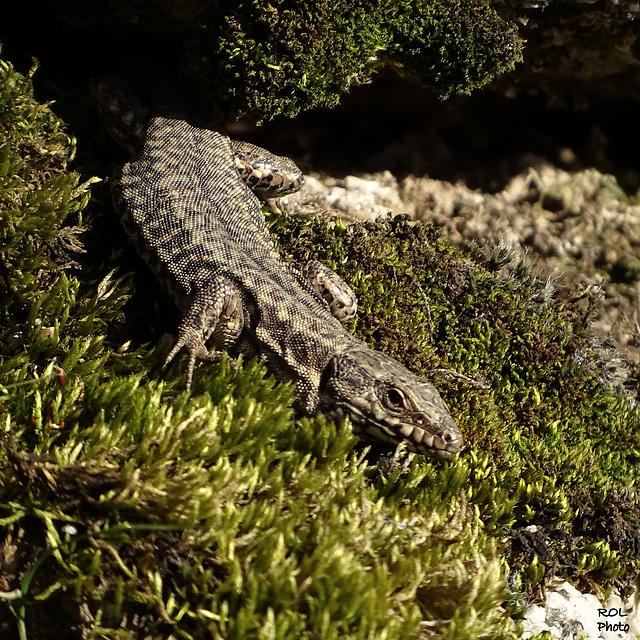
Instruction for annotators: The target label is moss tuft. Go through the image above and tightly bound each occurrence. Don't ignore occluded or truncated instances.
[184,0,522,119]
[386,0,523,96]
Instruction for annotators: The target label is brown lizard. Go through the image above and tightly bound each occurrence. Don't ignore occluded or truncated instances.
[92,79,464,458]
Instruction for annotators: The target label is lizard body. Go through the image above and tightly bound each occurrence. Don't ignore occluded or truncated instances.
[103,89,464,457]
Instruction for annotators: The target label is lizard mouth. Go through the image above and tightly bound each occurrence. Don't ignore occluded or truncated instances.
[322,403,464,458]
[366,423,463,458]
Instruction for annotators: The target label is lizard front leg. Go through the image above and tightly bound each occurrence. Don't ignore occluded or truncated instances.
[303,260,358,323]
[164,278,244,388]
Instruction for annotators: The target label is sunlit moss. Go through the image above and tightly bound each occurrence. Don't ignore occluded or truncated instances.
[1,45,638,640]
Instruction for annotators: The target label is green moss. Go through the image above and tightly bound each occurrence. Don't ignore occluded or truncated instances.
[32,0,522,120]
[386,0,523,96]
[2,374,515,639]
[1,56,516,640]
[1,52,638,640]
[273,213,640,594]
[185,0,522,119]
[185,0,391,121]
[0,59,89,295]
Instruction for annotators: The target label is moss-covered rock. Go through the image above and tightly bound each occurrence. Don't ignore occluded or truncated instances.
[184,0,522,119]
[273,213,640,589]
[386,0,521,97]
[1,49,639,640]
[37,0,522,120]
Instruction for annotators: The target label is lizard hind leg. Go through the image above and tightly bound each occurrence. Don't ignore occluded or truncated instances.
[303,260,358,323]
[164,278,244,388]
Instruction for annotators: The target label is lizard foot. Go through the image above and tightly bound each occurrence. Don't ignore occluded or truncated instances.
[304,260,358,323]
[164,278,243,388]
[164,331,238,389]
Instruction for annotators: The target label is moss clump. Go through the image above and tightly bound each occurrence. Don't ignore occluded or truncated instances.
[38,0,523,120]
[386,0,522,96]
[272,213,640,595]
[0,58,89,297]
[185,0,390,120]
[185,0,522,119]
[0,55,114,414]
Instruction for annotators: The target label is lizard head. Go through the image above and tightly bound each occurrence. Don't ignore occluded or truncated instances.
[321,349,464,459]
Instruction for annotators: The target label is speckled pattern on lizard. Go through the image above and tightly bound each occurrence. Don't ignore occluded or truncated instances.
[92,79,464,458]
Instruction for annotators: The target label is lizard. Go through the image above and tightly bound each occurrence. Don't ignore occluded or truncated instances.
[91,79,464,459]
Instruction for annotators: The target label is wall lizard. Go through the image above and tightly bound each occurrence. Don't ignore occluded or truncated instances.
[93,80,464,458]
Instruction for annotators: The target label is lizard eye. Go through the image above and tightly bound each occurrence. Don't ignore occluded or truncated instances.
[384,387,407,411]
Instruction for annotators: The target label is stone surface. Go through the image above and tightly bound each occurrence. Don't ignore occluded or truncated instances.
[520,581,639,640]
[287,160,640,365]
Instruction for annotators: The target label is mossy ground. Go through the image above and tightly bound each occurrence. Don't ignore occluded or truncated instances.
[1,43,639,640]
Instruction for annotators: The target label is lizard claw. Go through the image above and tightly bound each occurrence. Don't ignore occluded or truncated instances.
[164,332,237,389]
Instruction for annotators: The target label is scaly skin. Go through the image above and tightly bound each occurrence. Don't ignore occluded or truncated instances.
[94,80,464,458]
